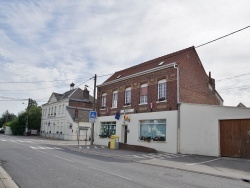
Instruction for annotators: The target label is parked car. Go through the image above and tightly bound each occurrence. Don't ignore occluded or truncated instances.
[0,127,4,133]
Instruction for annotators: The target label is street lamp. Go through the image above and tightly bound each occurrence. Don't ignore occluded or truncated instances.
[25,98,30,136]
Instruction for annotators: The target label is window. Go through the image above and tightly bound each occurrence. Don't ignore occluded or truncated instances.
[62,104,65,114]
[158,79,167,101]
[140,84,148,104]
[59,105,61,114]
[112,91,118,108]
[101,93,106,108]
[99,122,116,138]
[51,107,54,115]
[54,106,57,115]
[139,119,166,141]
[124,87,131,105]
[48,108,50,116]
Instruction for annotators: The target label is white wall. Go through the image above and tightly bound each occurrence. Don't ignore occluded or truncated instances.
[4,126,12,135]
[180,103,250,156]
[95,111,178,153]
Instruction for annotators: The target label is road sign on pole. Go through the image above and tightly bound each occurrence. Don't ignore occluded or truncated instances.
[89,111,97,123]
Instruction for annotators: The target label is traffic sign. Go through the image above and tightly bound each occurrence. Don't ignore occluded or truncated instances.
[89,111,97,119]
[89,111,97,123]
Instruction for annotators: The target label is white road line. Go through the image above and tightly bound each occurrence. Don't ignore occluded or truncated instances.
[132,155,144,158]
[89,166,132,181]
[142,155,155,159]
[186,158,221,166]
[101,146,105,148]
[10,140,17,142]
[35,149,75,163]
[94,146,97,149]
[0,139,7,141]
[87,146,90,149]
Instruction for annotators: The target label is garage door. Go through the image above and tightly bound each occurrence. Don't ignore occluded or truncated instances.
[220,119,250,159]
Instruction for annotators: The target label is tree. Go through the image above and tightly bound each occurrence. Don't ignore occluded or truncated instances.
[0,110,16,127]
[8,99,42,135]
[28,106,42,131]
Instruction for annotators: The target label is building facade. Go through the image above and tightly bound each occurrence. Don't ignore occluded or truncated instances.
[94,46,224,152]
[40,84,94,141]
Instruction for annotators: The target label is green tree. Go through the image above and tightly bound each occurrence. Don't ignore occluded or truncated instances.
[0,110,16,127]
[9,111,26,135]
[9,99,42,135]
[28,106,42,131]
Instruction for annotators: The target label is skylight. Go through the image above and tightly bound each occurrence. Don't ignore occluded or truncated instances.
[116,75,121,78]
[158,61,164,66]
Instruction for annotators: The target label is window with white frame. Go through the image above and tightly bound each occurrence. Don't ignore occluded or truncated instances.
[62,104,65,114]
[48,108,50,116]
[51,107,54,116]
[54,106,57,115]
[158,79,167,101]
[140,83,148,104]
[112,91,118,108]
[59,105,61,114]
[139,119,166,141]
[101,93,106,108]
[125,87,131,105]
[99,121,116,138]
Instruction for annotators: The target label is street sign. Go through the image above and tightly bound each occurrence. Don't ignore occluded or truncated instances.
[89,111,97,123]
[89,111,97,119]
[79,126,89,130]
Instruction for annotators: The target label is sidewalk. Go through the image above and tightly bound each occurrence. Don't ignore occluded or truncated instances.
[0,165,18,188]
[64,145,250,182]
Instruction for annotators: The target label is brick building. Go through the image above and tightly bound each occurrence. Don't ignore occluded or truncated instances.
[40,84,94,140]
[94,46,223,152]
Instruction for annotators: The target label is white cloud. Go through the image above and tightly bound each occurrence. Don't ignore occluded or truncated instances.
[0,0,250,115]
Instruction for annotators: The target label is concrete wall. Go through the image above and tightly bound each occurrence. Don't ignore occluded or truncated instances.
[95,111,178,153]
[179,103,250,156]
[4,126,12,135]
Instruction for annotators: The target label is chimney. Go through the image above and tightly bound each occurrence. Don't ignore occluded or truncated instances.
[208,71,215,90]
[83,88,89,100]
[70,82,75,90]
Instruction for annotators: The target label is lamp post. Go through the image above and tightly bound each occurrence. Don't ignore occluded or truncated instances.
[86,75,96,145]
[25,98,30,136]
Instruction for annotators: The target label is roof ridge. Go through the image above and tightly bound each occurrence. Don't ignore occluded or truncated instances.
[114,46,194,74]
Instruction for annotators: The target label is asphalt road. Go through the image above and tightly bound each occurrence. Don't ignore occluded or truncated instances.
[0,135,249,188]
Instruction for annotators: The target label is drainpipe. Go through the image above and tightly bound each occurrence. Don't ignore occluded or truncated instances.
[174,63,180,154]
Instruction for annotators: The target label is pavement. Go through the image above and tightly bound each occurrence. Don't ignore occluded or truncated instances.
[1,141,250,188]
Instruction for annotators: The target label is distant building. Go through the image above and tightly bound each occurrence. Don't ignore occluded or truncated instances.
[40,83,94,140]
[237,102,246,108]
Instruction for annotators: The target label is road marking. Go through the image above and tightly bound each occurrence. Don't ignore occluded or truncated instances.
[10,140,17,142]
[101,146,105,148]
[30,146,62,150]
[186,158,221,166]
[94,146,97,149]
[0,139,7,141]
[35,149,75,163]
[89,166,133,181]
[87,146,90,149]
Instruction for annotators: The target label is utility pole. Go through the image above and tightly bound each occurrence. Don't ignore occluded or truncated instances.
[91,74,97,145]
[25,98,30,136]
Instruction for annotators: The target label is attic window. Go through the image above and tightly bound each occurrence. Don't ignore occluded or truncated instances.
[158,61,164,66]
[116,75,121,79]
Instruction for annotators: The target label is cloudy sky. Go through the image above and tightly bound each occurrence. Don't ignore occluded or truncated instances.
[0,0,249,116]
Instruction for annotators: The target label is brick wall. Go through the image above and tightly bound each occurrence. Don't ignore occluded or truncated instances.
[97,68,178,116]
[69,100,93,109]
[97,47,222,117]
